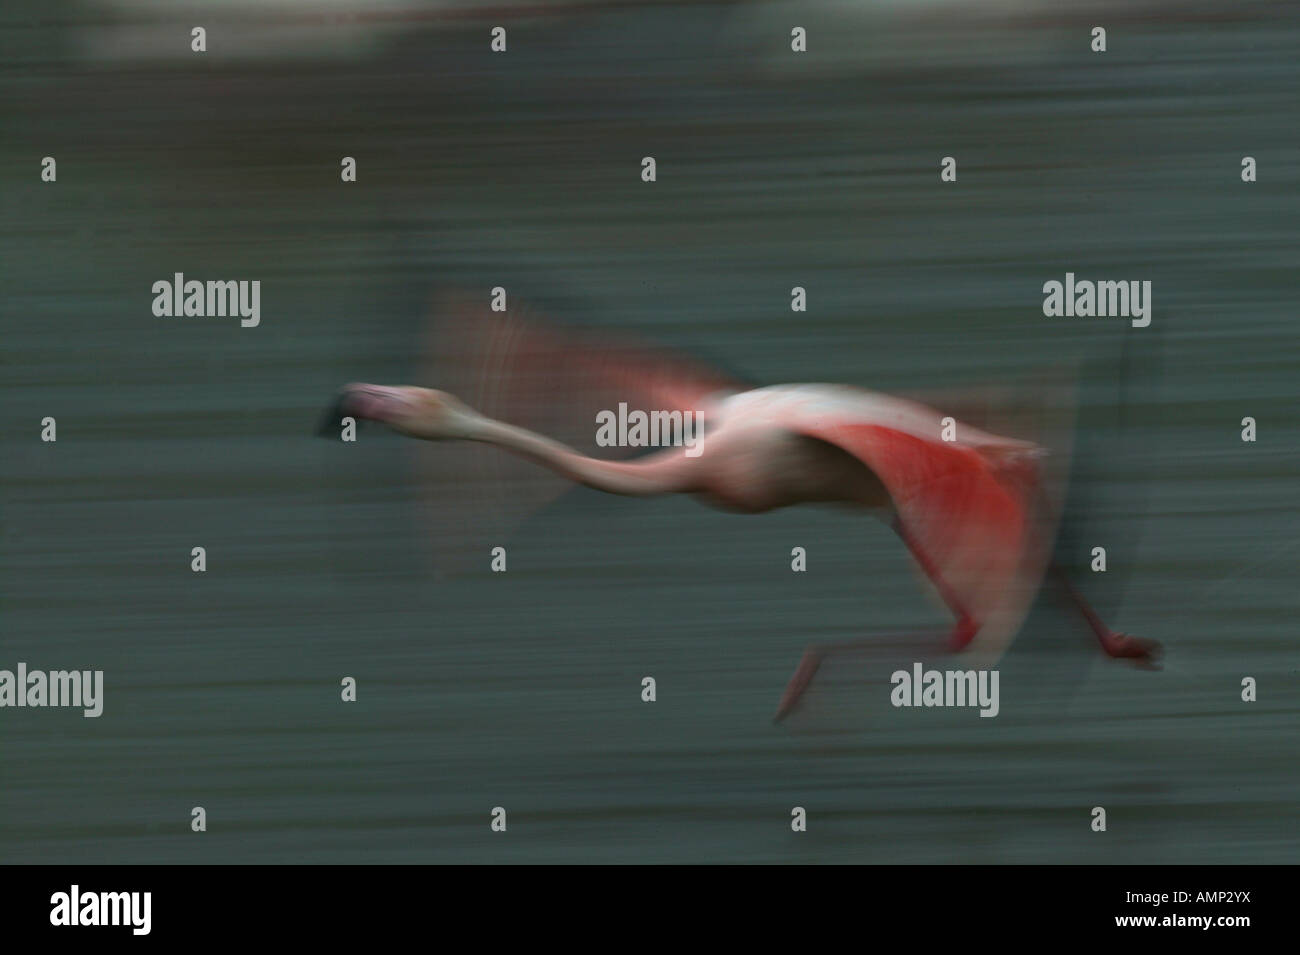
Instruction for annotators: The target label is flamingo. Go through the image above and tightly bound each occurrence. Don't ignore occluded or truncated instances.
[322,307,1160,720]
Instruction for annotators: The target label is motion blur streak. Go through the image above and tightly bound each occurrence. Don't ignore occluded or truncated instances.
[1,0,1296,863]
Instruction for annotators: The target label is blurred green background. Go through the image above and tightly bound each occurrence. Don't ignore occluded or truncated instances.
[1,0,1297,863]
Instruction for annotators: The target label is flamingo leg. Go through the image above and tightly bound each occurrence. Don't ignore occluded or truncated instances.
[1050,566,1161,666]
[775,551,1161,722]
[773,625,965,722]
[773,518,985,722]
[890,517,980,650]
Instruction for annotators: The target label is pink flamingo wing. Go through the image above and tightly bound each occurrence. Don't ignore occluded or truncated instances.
[797,417,1050,658]
[416,290,742,571]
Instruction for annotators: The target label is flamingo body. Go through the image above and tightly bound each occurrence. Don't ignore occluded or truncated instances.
[696,384,1052,658]
[324,299,1158,718]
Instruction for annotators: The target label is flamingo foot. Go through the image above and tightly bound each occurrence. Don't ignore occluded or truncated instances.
[1051,567,1163,669]
[1100,631,1162,668]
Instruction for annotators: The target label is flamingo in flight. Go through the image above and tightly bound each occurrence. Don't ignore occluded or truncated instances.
[323,300,1160,719]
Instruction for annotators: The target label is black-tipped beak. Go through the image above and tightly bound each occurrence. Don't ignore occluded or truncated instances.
[316,390,354,438]
[318,383,414,437]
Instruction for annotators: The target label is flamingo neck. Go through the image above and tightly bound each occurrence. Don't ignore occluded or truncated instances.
[468,417,689,497]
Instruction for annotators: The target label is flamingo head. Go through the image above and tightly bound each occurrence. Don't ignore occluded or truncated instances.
[321,383,480,440]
